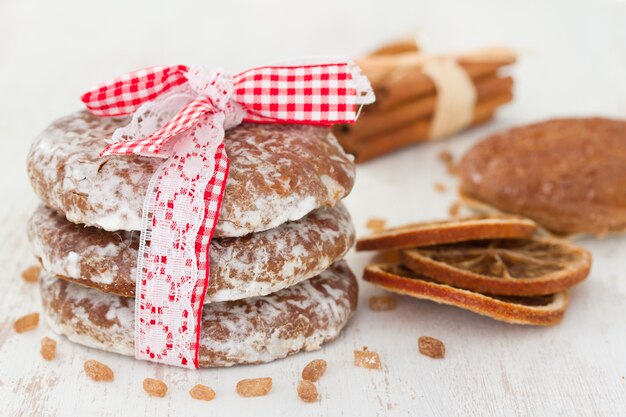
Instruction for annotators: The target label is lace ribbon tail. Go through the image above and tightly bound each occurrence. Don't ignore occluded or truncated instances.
[348,62,376,121]
[348,62,376,106]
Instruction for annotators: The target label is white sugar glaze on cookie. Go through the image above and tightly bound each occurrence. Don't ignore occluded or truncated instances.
[40,261,358,367]
[27,111,355,237]
[29,203,355,302]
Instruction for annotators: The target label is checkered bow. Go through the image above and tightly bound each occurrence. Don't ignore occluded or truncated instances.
[81,62,374,369]
[82,63,374,156]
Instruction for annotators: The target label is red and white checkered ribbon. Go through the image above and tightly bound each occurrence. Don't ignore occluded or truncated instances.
[81,62,373,368]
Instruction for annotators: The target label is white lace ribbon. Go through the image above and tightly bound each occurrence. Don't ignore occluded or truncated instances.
[129,68,244,367]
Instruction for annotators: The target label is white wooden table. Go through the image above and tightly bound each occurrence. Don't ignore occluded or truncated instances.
[1,0,626,415]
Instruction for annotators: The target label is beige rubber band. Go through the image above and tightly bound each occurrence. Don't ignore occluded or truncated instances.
[422,57,477,139]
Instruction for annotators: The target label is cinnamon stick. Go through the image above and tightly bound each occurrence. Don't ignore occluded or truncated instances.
[369,62,512,111]
[342,90,513,163]
[358,47,516,81]
[369,36,420,56]
[337,75,513,145]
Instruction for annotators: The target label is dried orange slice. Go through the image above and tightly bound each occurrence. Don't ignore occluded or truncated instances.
[363,264,568,326]
[356,216,537,251]
[400,237,591,296]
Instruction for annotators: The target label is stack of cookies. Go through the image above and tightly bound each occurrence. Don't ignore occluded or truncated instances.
[358,216,591,326]
[26,111,358,367]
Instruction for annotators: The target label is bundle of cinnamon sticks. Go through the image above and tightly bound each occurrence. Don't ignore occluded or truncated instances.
[335,39,516,163]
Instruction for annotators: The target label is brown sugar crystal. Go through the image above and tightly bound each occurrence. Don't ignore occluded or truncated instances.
[143,378,168,397]
[236,377,272,397]
[40,337,56,361]
[297,380,319,403]
[438,150,458,175]
[438,149,454,165]
[448,201,461,217]
[366,218,387,233]
[354,349,381,370]
[22,266,40,283]
[302,359,327,382]
[84,360,114,382]
[368,295,397,312]
[189,384,216,401]
[13,312,39,333]
[418,336,445,359]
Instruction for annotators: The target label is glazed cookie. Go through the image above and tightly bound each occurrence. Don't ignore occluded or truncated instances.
[459,118,626,236]
[27,111,355,237]
[29,203,355,302]
[40,261,358,367]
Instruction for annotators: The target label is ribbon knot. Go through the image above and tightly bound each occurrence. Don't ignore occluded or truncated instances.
[81,61,374,369]
[186,67,235,112]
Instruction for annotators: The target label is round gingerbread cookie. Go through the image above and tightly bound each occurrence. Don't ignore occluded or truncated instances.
[40,261,358,367]
[27,111,355,237]
[29,202,354,302]
[459,118,626,236]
